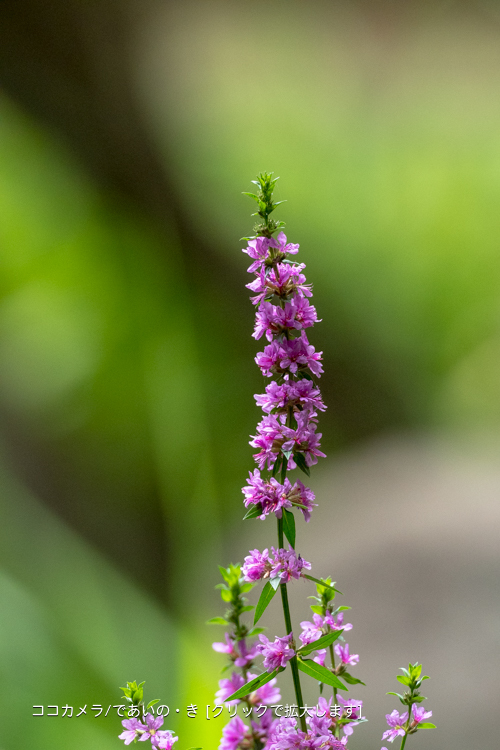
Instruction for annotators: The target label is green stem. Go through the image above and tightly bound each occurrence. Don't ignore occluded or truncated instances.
[277,517,307,732]
[329,642,339,737]
[399,700,413,750]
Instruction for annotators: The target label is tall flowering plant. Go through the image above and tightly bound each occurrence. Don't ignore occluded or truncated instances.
[117,174,436,750]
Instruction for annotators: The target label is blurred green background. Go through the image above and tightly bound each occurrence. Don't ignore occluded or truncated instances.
[0,1,499,748]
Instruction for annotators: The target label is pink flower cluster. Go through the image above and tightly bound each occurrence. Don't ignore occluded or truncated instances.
[242,470,316,521]
[255,379,325,415]
[241,547,311,583]
[299,611,356,669]
[266,715,347,750]
[256,633,296,672]
[255,332,323,379]
[381,705,433,744]
[253,298,319,341]
[119,714,177,749]
[299,612,353,646]
[242,233,299,274]
[250,409,325,472]
[247,261,312,305]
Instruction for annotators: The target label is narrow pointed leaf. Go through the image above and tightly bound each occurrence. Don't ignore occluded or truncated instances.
[340,671,366,686]
[418,723,437,729]
[294,452,310,477]
[297,658,348,690]
[282,508,296,548]
[206,617,228,625]
[297,629,343,656]
[224,668,281,702]
[243,504,263,520]
[272,456,282,478]
[254,581,278,625]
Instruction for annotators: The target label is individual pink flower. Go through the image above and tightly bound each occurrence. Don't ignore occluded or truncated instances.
[411,704,432,726]
[119,717,146,745]
[273,231,300,257]
[241,548,270,582]
[313,648,327,667]
[323,611,352,632]
[212,632,236,657]
[256,633,295,671]
[382,709,408,743]
[139,713,166,742]
[334,643,359,666]
[152,731,178,749]
[299,613,324,645]
[242,236,272,272]
[337,694,365,737]
[219,715,249,750]
[212,634,257,668]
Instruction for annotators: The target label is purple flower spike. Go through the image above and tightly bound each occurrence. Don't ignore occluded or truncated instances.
[256,633,295,671]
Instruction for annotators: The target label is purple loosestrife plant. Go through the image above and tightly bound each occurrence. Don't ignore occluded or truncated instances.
[117,174,436,750]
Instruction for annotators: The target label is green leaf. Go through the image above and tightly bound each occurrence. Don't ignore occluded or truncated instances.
[397,675,412,686]
[294,452,310,477]
[272,456,282,478]
[282,509,296,548]
[241,605,254,612]
[300,371,313,381]
[206,617,228,626]
[310,605,324,615]
[387,692,405,701]
[297,629,343,656]
[418,723,436,729]
[242,192,261,203]
[146,699,160,710]
[243,504,263,520]
[254,581,279,625]
[280,454,288,483]
[224,668,281,702]
[303,575,342,596]
[341,671,366,686]
[247,626,265,637]
[296,658,348,690]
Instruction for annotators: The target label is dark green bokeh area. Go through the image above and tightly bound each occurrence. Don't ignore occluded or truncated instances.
[0,1,500,748]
